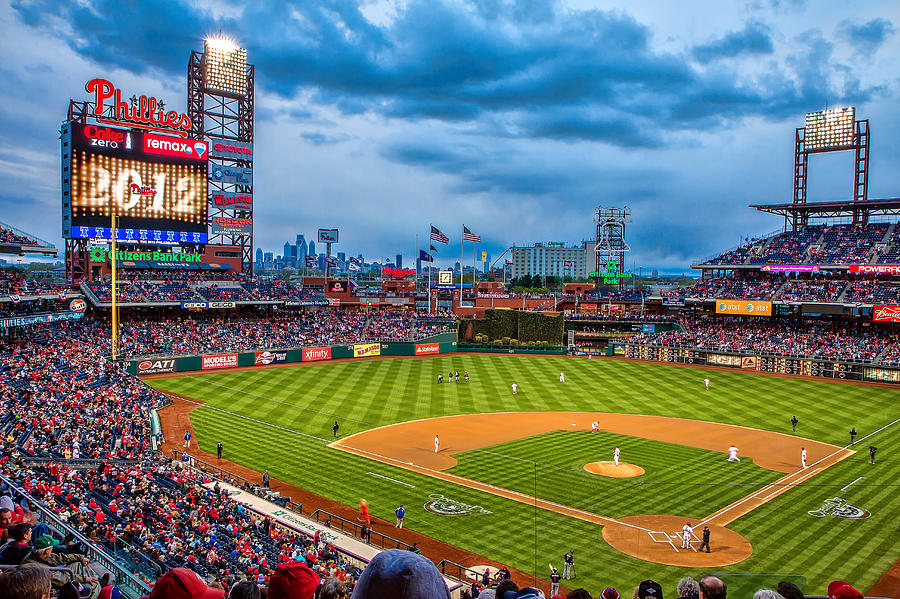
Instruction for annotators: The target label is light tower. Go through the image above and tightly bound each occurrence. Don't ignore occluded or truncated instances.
[188,38,255,273]
[593,206,632,288]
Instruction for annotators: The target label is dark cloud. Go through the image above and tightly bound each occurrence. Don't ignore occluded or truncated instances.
[692,22,774,64]
[836,18,895,55]
[300,131,352,146]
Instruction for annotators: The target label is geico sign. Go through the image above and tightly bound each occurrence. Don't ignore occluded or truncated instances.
[302,347,331,361]
[202,354,238,369]
[415,344,440,355]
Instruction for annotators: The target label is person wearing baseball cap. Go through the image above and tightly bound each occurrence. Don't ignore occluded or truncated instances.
[350,549,449,599]
[142,568,224,599]
[602,587,622,599]
[268,560,320,599]
[827,581,863,599]
[638,580,663,599]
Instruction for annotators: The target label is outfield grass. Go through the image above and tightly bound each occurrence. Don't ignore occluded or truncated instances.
[148,355,900,595]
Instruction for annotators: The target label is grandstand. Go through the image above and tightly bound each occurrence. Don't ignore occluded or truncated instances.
[0,220,57,257]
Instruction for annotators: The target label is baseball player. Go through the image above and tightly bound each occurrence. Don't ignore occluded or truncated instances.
[217,441,223,459]
[591,421,599,433]
[512,382,518,395]
[395,504,405,528]
[464,371,469,383]
[549,566,561,596]
[183,430,192,448]
[613,446,620,467]
[681,521,693,549]
[704,377,710,390]
[559,371,565,383]
[791,416,798,433]
[801,447,807,468]
[562,550,574,579]
[437,374,442,383]
[727,445,740,462]
[850,427,857,445]
[434,435,440,454]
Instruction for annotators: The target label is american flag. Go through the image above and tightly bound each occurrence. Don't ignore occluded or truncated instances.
[505,259,513,265]
[305,255,317,267]
[430,226,449,244]
[463,226,481,242]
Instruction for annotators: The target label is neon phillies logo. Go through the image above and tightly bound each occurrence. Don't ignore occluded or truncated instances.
[129,184,157,197]
[85,78,193,137]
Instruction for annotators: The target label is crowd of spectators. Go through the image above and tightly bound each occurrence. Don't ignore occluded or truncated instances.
[748,226,823,265]
[843,280,900,304]
[0,225,42,246]
[1,270,56,298]
[629,316,898,363]
[777,279,847,303]
[84,275,328,305]
[808,223,889,265]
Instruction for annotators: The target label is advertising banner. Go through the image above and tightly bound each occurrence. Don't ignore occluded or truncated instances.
[208,137,253,160]
[209,164,253,186]
[211,192,253,209]
[210,217,252,236]
[642,324,656,333]
[144,133,208,161]
[415,343,440,355]
[0,311,84,329]
[302,347,332,362]
[849,264,900,275]
[284,299,330,307]
[741,356,759,370]
[328,298,341,306]
[318,228,339,243]
[136,358,176,375]
[761,265,820,272]
[354,343,381,358]
[873,305,900,323]
[707,353,742,367]
[864,367,900,383]
[181,301,237,309]
[580,303,598,310]
[254,350,288,365]
[327,280,349,293]
[715,299,772,317]
[202,353,239,370]
[70,226,207,244]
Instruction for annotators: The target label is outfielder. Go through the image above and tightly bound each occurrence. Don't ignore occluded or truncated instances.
[434,435,440,454]
[727,445,740,462]
[681,521,693,549]
[512,382,518,395]
[559,372,565,383]
[801,447,807,468]
[704,377,710,390]
[613,446,620,467]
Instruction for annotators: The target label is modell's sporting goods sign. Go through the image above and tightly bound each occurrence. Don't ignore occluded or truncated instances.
[873,305,900,323]
[202,353,238,369]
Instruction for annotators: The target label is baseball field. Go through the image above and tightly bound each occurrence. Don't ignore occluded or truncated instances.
[146,354,900,596]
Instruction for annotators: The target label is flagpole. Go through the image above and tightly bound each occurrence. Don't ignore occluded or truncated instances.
[460,225,464,309]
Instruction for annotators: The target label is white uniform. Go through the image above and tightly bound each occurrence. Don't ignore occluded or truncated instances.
[682,523,693,548]
[512,383,517,394]
[728,446,740,462]
[613,447,620,466]
[704,378,710,390]
[591,421,599,433]
[434,435,439,454]
[801,448,807,468]
[559,372,565,383]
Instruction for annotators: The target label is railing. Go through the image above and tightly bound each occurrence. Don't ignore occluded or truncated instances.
[19,457,141,468]
[457,343,567,354]
[0,218,55,248]
[307,509,419,552]
[629,341,884,365]
[438,559,484,582]
[0,472,151,599]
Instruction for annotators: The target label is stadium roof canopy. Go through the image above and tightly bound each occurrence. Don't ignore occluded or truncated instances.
[750,197,900,224]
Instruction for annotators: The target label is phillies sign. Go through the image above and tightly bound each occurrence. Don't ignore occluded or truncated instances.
[850,264,900,275]
[873,306,900,323]
[85,78,193,137]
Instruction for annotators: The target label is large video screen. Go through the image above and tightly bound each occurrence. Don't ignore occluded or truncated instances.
[64,123,208,235]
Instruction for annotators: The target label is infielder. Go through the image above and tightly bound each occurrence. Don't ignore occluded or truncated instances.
[681,521,693,549]
[727,445,740,462]
[801,447,807,468]
[613,446,620,467]
[591,421,599,433]
[434,435,440,454]
[704,377,710,390]
[559,372,565,383]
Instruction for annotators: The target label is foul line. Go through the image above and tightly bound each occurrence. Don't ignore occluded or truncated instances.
[841,477,864,492]
[367,472,416,488]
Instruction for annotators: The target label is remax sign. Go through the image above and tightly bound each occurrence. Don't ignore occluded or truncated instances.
[144,133,208,161]
[208,137,253,160]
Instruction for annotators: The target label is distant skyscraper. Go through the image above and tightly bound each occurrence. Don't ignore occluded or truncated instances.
[255,248,263,266]
[396,254,402,268]
[283,242,293,268]
[296,235,307,258]
[454,261,461,272]
[309,241,315,257]
[337,252,346,262]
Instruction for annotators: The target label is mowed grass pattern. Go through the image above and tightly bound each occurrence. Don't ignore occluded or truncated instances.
[449,430,781,518]
[148,355,900,595]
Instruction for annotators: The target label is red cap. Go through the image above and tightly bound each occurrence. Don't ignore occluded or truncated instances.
[268,560,320,599]
[827,581,863,599]
[147,569,223,599]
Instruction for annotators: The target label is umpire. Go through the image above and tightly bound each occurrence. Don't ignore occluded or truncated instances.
[699,526,711,553]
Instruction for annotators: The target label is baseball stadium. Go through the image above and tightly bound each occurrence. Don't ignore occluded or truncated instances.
[2,7,900,599]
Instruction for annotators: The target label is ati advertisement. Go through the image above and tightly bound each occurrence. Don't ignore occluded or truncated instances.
[873,305,900,323]
[715,299,772,317]
[136,359,176,375]
[202,353,239,370]
[65,123,208,235]
[354,343,381,358]
[302,347,331,361]
[415,343,440,355]
[255,351,288,365]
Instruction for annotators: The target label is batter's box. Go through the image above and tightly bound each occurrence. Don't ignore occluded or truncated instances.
[648,530,679,552]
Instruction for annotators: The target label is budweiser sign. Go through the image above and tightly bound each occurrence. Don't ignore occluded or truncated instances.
[302,347,331,362]
[202,353,238,369]
[849,264,900,275]
[873,305,900,323]
[85,78,193,137]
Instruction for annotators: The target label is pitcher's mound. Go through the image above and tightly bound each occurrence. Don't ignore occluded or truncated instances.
[584,461,644,477]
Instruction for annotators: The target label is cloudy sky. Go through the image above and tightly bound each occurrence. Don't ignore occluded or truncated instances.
[1,0,898,273]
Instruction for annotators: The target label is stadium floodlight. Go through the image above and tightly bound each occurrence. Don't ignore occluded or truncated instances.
[204,38,248,97]
[804,107,855,151]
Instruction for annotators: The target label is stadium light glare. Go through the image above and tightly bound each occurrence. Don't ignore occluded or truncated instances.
[203,38,248,96]
[804,107,855,151]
